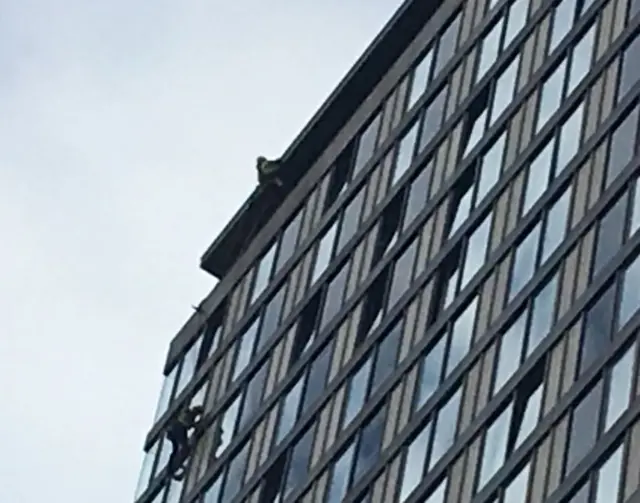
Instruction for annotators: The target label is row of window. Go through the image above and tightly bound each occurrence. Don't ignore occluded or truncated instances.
[135,1,640,501]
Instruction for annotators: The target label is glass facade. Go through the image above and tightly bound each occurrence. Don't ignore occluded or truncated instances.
[134,0,640,502]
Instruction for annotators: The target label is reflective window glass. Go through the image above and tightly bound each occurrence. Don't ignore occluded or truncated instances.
[490,55,520,125]
[154,365,178,422]
[434,14,461,75]
[311,222,338,284]
[409,49,434,109]
[446,297,478,375]
[556,102,585,175]
[239,360,268,428]
[541,187,571,263]
[337,187,366,252]
[536,59,568,132]
[353,408,386,482]
[478,404,514,490]
[420,87,448,152]
[258,286,286,350]
[394,120,420,185]
[301,340,334,413]
[283,426,314,499]
[221,441,250,501]
[354,114,382,175]
[251,244,276,304]
[388,239,419,309]
[593,195,628,276]
[580,284,616,374]
[275,376,304,444]
[399,422,432,502]
[216,395,241,457]
[605,343,635,430]
[567,25,595,95]
[630,179,640,236]
[522,141,554,215]
[477,132,506,202]
[429,387,462,468]
[175,338,202,395]
[343,356,373,428]
[414,336,446,411]
[509,222,542,301]
[233,318,259,381]
[371,320,403,393]
[549,0,577,52]
[515,385,543,447]
[594,444,624,503]
[503,461,531,503]
[505,0,529,46]
[494,312,527,394]
[619,252,640,327]
[403,165,432,230]
[565,379,604,474]
[326,443,356,503]
[203,476,222,503]
[464,109,488,157]
[461,212,492,288]
[606,106,639,188]
[526,274,558,356]
[477,18,505,83]
[134,442,159,499]
[320,262,349,330]
[276,211,303,272]
[619,35,640,102]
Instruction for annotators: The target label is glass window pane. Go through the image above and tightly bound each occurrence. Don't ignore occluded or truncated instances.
[556,102,585,176]
[216,395,241,457]
[526,273,558,356]
[394,120,420,185]
[388,239,419,309]
[549,0,577,52]
[450,184,474,236]
[461,213,492,288]
[490,55,520,125]
[415,336,447,411]
[344,357,373,428]
[606,106,639,188]
[320,263,349,330]
[536,59,568,133]
[176,339,202,395]
[301,341,334,413]
[478,404,514,490]
[594,445,624,503]
[477,18,505,83]
[337,188,366,252]
[251,244,276,304]
[494,312,527,394]
[477,132,506,202]
[567,25,595,95]
[565,380,604,474]
[420,478,447,503]
[619,35,640,102]
[239,360,268,428]
[258,286,286,350]
[134,442,159,499]
[464,110,488,157]
[420,88,448,152]
[605,343,635,430]
[515,385,543,447]
[619,253,640,327]
[503,462,531,503]
[509,222,542,301]
[311,222,338,284]
[154,365,178,422]
[399,422,432,502]
[283,426,314,499]
[353,408,386,482]
[275,376,304,444]
[580,284,616,374]
[403,165,432,230]
[630,179,640,236]
[203,476,222,503]
[445,297,478,376]
[354,114,382,175]
[434,14,461,75]
[409,49,434,109]
[541,188,570,263]
[522,141,554,215]
[276,211,303,272]
[221,441,250,501]
[326,443,356,503]
[429,388,462,468]
[233,318,259,381]
[371,321,403,393]
[504,0,529,47]
[593,195,628,276]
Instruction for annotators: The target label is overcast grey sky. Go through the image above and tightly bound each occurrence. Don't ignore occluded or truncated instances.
[0,1,402,502]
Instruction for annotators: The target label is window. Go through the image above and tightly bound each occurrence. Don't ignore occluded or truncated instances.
[618,34,640,102]
[477,18,505,83]
[509,223,542,301]
[337,187,367,252]
[579,283,616,375]
[393,120,420,185]
[605,105,639,188]
[619,251,640,327]
[250,243,276,304]
[526,273,558,356]
[593,444,624,503]
[353,114,382,175]
[414,336,447,412]
[239,360,268,428]
[388,239,419,309]
[541,186,570,263]
[134,442,159,499]
[522,140,554,215]
[460,212,492,288]
[343,355,373,429]
[434,13,461,75]
[445,296,478,376]
[408,48,434,109]
[282,426,314,499]
[630,178,640,236]
[536,59,568,133]
[325,144,356,210]
[490,55,520,125]
[448,170,475,237]
[215,395,241,457]
[352,407,386,483]
[311,222,338,285]
[419,87,448,152]
[276,211,303,272]
[258,286,286,350]
[593,194,628,277]
[154,365,178,421]
[502,461,531,503]
[403,165,432,230]
[549,0,578,53]
[556,102,585,176]
[504,0,529,46]
[565,379,604,475]
[604,343,635,430]
[399,421,432,502]
[320,262,349,330]
[274,376,304,445]
[429,387,462,468]
[478,404,514,490]
[301,340,334,413]
[203,476,222,503]
[477,132,506,202]
[326,443,356,503]
[493,312,527,394]
[371,320,403,393]
[232,318,259,381]
[175,338,202,396]
[567,25,595,95]
[221,441,250,501]
[463,90,490,157]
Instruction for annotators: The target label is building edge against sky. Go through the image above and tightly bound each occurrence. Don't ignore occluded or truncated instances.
[134,0,640,501]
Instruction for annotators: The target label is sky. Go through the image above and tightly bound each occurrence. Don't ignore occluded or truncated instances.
[0,1,403,502]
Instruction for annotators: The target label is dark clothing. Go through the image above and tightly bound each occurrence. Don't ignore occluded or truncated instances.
[257,158,283,187]
[165,406,203,479]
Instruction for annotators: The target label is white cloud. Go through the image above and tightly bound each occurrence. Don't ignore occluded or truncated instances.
[0,1,401,502]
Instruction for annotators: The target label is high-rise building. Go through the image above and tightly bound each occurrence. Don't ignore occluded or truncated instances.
[133,0,640,501]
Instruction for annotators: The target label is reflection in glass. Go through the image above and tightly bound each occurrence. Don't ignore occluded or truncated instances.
[508,223,541,301]
[565,380,603,474]
[429,388,462,468]
[594,445,624,503]
[478,404,513,490]
[326,443,356,503]
[522,142,554,215]
[399,421,432,502]
[605,343,635,430]
[494,312,527,394]
[445,297,478,375]
[536,59,567,132]
[414,337,446,411]
[619,253,640,327]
